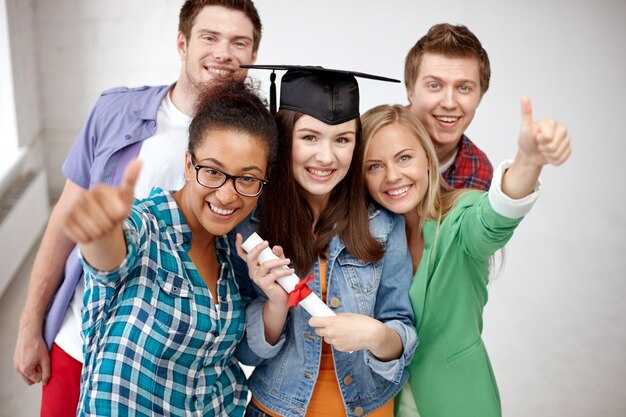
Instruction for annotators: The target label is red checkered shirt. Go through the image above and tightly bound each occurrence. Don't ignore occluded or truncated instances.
[442,135,493,191]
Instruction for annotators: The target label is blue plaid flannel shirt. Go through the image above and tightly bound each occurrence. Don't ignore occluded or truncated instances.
[78,188,247,417]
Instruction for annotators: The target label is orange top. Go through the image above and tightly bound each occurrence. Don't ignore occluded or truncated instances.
[252,261,393,417]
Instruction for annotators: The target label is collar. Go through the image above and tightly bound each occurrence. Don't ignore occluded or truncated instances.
[455,134,473,160]
[133,83,176,121]
[147,188,234,257]
[440,135,470,173]
[146,187,192,248]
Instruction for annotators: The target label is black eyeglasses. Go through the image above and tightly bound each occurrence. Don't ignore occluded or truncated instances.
[189,154,267,197]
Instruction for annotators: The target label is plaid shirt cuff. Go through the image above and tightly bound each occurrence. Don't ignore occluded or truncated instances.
[78,220,139,286]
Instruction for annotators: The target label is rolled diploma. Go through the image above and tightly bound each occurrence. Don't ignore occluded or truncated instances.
[241,232,335,317]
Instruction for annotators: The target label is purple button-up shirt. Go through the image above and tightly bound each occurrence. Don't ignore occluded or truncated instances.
[44,84,171,348]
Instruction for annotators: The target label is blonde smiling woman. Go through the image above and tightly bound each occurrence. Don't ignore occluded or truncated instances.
[362,99,571,417]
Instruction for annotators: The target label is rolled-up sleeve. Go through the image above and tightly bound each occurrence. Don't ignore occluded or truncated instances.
[78,205,145,287]
[366,210,417,383]
[363,319,417,383]
[488,159,541,219]
[235,298,287,366]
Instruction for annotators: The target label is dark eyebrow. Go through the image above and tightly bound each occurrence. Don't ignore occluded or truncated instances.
[198,157,264,174]
[296,128,356,136]
[197,29,253,43]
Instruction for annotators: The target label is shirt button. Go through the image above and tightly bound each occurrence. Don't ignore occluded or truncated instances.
[330,297,341,308]
[354,406,364,416]
[172,286,179,293]
[125,134,131,139]
[343,375,353,385]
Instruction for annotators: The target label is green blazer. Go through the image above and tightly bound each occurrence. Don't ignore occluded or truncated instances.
[402,191,523,417]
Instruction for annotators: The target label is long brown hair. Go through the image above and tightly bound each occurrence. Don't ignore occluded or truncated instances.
[260,110,384,274]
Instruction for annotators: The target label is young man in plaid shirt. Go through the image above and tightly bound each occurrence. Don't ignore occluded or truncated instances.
[404,23,494,191]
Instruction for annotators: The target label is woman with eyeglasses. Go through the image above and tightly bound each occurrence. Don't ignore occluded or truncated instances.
[62,81,277,417]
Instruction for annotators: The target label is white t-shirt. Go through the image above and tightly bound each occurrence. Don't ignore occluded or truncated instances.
[54,90,192,361]
[439,150,457,174]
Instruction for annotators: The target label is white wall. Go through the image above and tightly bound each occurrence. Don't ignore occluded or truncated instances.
[14,0,626,416]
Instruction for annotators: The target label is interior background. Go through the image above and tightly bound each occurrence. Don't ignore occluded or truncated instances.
[1,1,624,416]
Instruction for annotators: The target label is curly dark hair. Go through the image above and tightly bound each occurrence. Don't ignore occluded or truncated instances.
[189,80,277,169]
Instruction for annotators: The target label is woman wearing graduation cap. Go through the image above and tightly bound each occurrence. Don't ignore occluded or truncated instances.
[232,66,417,417]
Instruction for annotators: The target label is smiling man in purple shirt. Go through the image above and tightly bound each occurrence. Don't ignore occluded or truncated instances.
[13,1,262,416]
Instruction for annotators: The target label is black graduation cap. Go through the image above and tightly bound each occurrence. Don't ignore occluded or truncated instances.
[241,65,400,125]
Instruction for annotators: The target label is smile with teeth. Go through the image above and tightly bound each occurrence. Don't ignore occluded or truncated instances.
[386,186,410,196]
[307,168,333,178]
[205,67,232,76]
[208,202,235,216]
[435,116,459,123]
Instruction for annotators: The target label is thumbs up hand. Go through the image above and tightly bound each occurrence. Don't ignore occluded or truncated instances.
[518,97,571,167]
[501,99,572,199]
[64,159,142,245]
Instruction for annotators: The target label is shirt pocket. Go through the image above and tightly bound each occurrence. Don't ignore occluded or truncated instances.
[152,268,194,339]
[447,338,483,364]
[336,254,381,295]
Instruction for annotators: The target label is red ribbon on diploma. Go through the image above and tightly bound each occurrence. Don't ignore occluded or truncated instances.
[287,275,314,308]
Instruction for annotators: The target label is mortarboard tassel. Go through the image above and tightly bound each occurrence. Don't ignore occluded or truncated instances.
[239,64,400,124]
[269,70,276,115]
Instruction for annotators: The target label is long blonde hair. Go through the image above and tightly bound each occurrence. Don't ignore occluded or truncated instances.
[361,104,468,234]
[362,104,505,279]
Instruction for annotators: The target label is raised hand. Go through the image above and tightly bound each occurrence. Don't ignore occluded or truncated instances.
[518,97,571,167]
[63,159,141,244]
[503,98,572,199]
[63,159,141,271]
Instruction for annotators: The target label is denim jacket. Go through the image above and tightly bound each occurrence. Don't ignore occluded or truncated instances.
[230,205,417,417]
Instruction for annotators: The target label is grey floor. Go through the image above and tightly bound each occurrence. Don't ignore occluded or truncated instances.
[0,246,42,417]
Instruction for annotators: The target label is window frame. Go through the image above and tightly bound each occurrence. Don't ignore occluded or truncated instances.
[0,0,23,188]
